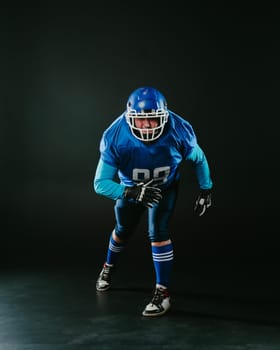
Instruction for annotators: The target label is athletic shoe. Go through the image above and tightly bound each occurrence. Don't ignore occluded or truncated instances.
[96,263,113,291]
[142,287,171,317]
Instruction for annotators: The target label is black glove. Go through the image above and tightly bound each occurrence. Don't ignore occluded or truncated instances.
[124,180,162,208]
[194,189,212,216]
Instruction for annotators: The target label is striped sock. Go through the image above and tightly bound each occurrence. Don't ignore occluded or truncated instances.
[152,243,174,289]
[105,234,125,266]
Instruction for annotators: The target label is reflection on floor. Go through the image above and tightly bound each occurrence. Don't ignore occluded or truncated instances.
[0,260,280,349]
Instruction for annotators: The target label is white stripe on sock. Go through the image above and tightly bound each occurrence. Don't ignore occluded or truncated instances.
[109,241,123,253]
[152,251,173,262]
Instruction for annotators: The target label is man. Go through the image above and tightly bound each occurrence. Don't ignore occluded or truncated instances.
[93,86,213,317]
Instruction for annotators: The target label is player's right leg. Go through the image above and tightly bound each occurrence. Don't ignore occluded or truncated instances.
[96,231,124,291]
[96,199,145,292]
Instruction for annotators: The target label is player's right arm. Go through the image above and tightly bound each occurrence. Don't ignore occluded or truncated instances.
[93,158,126,200]
[93,158,162,207]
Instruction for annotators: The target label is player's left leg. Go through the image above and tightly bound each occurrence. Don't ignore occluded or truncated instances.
[142,239,173,317]
[142,184,178,316]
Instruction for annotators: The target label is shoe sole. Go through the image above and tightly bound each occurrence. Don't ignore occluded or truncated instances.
[96,285,111,292]
[142,306,170,317]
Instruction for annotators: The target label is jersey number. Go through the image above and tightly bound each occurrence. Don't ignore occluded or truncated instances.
[132,166,170,185]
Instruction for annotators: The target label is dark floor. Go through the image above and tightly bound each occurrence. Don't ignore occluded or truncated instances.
[1,246,280,350]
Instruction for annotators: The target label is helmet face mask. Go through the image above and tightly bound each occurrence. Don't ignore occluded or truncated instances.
[125,87,169,142]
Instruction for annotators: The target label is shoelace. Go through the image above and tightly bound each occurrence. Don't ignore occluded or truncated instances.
[151,289,165,306]
[102,265,111,281]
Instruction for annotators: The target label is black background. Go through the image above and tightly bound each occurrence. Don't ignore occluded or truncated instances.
[2,4,280,276]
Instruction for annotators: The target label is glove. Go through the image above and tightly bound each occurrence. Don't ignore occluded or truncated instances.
[124,180,162,208]
[194,189,212,216]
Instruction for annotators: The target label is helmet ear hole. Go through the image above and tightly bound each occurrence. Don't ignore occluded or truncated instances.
[125,87,169,142]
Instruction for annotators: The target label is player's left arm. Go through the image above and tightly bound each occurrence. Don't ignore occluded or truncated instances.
[187,144,213,216]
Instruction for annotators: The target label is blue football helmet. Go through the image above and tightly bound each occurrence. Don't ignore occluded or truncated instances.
[125,87,169,141]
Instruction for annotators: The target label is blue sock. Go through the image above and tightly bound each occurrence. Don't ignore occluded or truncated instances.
[152,243,173,289]
[106,234,125,266]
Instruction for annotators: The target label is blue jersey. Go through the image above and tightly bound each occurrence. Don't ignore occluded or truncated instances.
[94,110,213,200]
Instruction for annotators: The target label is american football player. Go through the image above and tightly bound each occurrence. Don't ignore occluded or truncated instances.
[94,86,213,317]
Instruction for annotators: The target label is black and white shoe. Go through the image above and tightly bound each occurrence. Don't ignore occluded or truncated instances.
[142,287,171,317]
[96,263,113,292]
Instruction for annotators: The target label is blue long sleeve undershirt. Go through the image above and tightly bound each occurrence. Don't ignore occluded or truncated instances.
[186,144,213,190]
[94,159,126,200]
